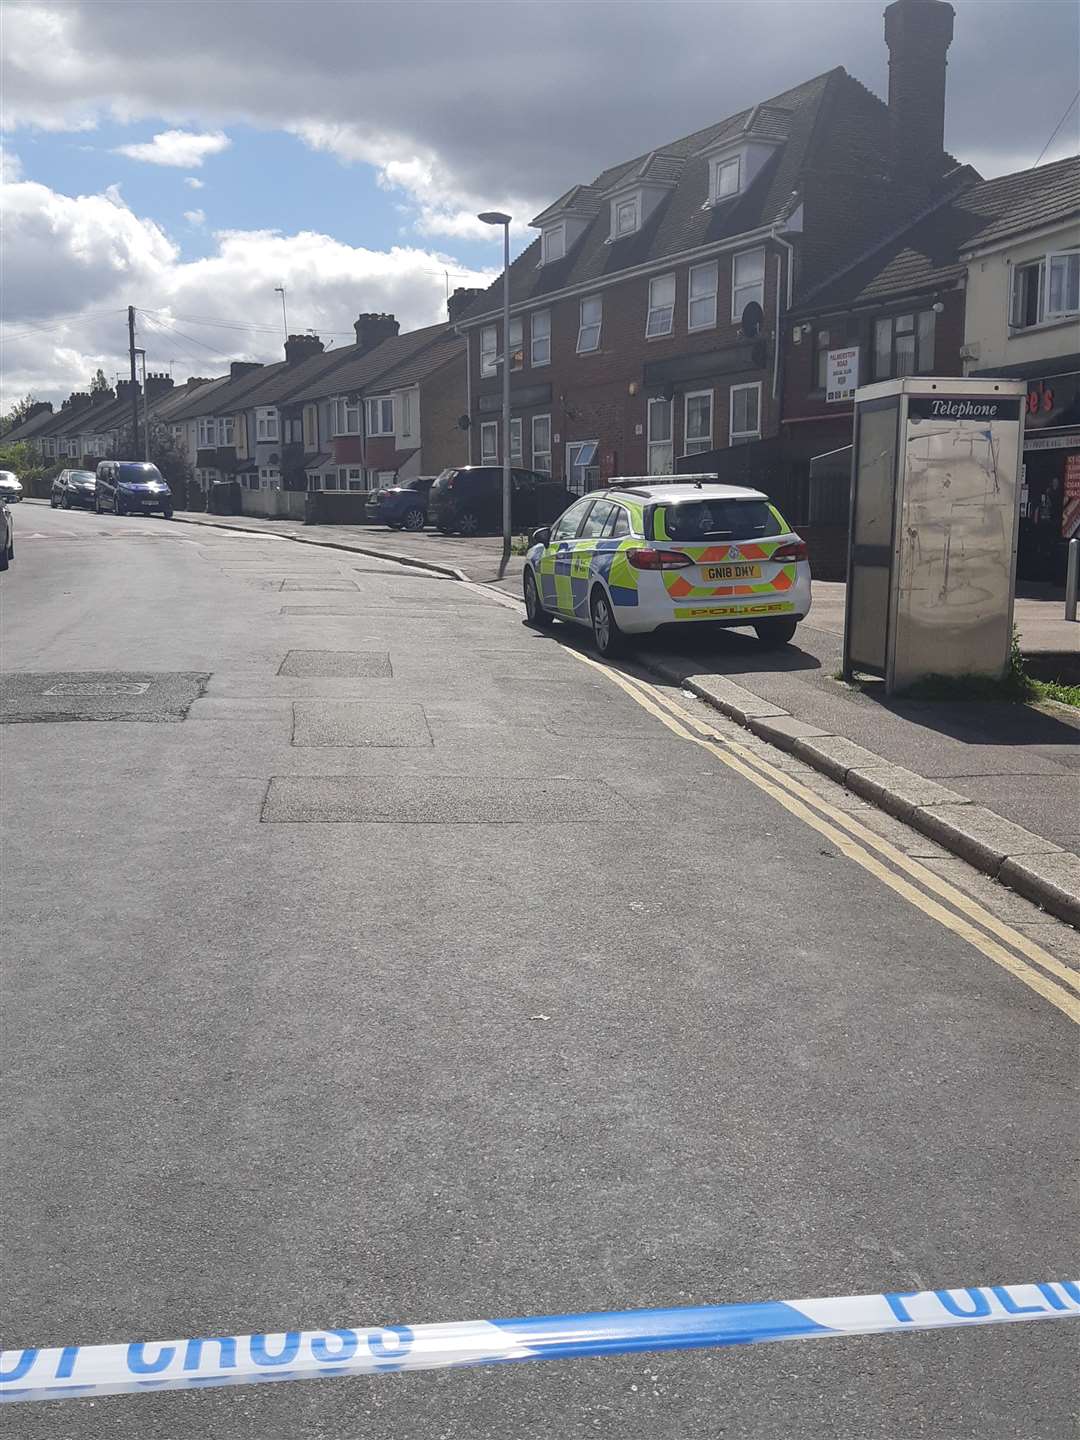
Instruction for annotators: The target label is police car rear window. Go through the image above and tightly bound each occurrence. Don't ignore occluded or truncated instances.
[660,499,781,541]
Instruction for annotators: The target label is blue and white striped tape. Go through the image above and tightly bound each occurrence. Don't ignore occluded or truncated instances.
[3,1281,1077,1404]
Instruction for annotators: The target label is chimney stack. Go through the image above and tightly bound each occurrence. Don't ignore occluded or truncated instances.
[116,379,140,402]
[230,361,263,380]
[354,313,399,353]
[145,372,174,403]
[284,333,325,365]
[27,401,53,419]
[884,0,955,169]
[448,287,484,323]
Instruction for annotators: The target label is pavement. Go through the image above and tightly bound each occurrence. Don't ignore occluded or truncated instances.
[140,508,1080,922]
[3,504,1078,1438]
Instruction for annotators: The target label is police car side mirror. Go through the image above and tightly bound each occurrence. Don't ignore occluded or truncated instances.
[530,525,551,546]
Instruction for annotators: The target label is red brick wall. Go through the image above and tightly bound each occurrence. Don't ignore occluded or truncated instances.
[332,436,365,464]
[363,436,400,470]
[420,354,468,473]
[468,241,788,481]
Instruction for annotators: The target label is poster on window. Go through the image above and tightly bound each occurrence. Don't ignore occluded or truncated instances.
[826,347,859,403]
[1063,453,1080,538]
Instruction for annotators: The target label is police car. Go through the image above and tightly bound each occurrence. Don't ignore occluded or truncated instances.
[523,476,812,657]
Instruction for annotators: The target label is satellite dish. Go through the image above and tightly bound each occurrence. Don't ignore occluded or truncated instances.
[740,301,764,338]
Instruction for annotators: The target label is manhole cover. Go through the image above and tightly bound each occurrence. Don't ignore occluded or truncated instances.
[43,681,151,696]
[1,672,209,723]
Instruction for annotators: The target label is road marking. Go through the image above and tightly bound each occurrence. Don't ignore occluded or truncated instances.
[563,648,1080,1025]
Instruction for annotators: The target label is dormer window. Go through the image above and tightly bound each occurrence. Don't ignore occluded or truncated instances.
[541,225,566,264]
[711,155,741,202]
[613,196,639,238]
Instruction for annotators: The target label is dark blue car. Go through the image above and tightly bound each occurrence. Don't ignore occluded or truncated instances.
[370,476,435,531]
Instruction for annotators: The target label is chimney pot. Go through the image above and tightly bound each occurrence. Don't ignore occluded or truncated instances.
[354,312,400,352]
[284,333,325,365]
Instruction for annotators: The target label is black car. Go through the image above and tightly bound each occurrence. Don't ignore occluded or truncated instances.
[370,475,436,531]
[428,466,575,536]
[51,468,98,510]
[95,460,173,518]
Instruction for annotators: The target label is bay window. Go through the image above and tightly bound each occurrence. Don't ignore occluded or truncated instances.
[218,416,235,447]
[331,397,361,435]
[366,397,394,436]
[255,407,278,442]
[197,418,216,447]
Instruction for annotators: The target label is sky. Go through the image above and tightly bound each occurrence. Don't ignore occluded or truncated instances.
[1,0,1078,411]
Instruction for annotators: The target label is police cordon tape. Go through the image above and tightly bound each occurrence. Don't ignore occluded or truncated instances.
[3,1281,1078,1404]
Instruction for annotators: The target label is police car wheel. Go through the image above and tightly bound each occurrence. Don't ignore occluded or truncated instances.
[754,617,798,648]
[591,588,624,657]
[524,569,554,628]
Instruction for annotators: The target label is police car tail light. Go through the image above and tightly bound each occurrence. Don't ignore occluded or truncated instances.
[628,548,693,570]
[769,539,808,562]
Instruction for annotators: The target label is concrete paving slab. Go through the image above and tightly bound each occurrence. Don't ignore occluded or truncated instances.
[291,700,432,747]
[261,774,623,823]
[277,650,393,678]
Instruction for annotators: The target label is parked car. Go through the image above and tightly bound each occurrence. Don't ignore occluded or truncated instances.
[51,468,98,510]
[95,460,173,518]
[370,475,436,531]
[0,470,23,503]
[523,478,812,657]
[0,502,12,572]
[428,466,575,536]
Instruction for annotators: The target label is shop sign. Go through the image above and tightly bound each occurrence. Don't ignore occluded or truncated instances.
[1024,372,1080,429]
[826,348,859,403]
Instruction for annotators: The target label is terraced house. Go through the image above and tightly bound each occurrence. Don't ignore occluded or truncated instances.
[456,0,965,513]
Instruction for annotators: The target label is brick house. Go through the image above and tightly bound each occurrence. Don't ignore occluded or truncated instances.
[455,0,964,509]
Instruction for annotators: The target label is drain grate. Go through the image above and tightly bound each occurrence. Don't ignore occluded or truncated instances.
[1,672,209,723]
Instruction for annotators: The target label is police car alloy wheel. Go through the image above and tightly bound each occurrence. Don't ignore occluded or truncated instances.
[591,589,623,657]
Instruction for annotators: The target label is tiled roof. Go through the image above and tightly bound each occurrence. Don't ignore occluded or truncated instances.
[153,377,228,421]
[290,323,452,403]
[229,342,362,408]
[796,155,1080,312]
[455,71,854,322]
[368,332,464,390]
[167,363,273,421]
[531,185,605,225]
[2,406,56,442]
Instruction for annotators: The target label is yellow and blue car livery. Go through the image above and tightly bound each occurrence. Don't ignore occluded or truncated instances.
[525,480,812,644]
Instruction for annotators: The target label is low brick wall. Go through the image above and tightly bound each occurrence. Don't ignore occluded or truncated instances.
[304,493,374,526]
[241,489,307,521]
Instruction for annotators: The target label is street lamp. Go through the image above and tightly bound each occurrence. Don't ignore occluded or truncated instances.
[477,210,512,579]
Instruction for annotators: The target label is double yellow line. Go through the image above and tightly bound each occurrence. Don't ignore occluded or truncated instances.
[566,648,1080,1025]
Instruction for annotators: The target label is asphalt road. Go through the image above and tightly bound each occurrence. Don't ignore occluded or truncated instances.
[1,502,1077,1438]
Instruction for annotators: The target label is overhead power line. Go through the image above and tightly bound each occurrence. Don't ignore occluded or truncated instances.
[1032,88,1080,167]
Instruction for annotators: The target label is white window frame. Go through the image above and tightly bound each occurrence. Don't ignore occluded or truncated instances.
[480,324,498,378]
[332,397,361,436]
[731,247,765,321]
[729,382,762,443]
[303,405,317,449]
[531,414,552,473]
[256,407,279,443]
[510,417,522,461]
[541,224,565,265]
[688,261,718,331]
[613,196,638,238]
[366,397,394,436]
[346,466,365,492]
[530,310,551,367]
[577,295,602,354]
[218,416,235,447]
[684,390,713,456]
[197,417,216,448]
[646,273,676,338]
[566,439,599,495]
[647,398,673,475]
[711,154,741,203]
[480,420,499,462]
[399,391,413,437]
[1045,249,1080,318]
[509,317,524,371]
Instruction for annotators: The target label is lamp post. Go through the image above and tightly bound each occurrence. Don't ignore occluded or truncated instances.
[275,285,288,344]
[477,210,512,579]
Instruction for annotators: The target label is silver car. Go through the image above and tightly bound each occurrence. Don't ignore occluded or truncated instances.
[0,469,23,504]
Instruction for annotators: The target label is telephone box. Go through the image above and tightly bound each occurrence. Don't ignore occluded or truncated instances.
[843,377,1026,693]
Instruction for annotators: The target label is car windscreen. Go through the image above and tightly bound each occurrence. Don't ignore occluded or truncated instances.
[658,498,782,542]
[117,464,163,481]
[431,469,458,491]
[71,471,96,482]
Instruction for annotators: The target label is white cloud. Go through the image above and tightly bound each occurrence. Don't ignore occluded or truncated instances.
[114,129,231,168]
[0,170,494,410]
[0,144,23,181]
[183,208,205,226]
[183,176,204,189]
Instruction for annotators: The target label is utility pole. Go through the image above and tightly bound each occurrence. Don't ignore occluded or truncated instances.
[275,286,288,344]
[127,305,139,457]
